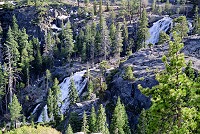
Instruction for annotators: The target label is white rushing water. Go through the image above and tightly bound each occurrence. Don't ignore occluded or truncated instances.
[37,105,51,122]
[146,17,173,45]
[35,70,87,122]
[59,70,87,113]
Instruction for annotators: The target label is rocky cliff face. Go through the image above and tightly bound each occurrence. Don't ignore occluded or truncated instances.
[106,35,200,129]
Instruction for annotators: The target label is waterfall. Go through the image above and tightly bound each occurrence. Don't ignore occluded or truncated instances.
[146,17,173,45]
[59,70,87,113]
[34,70,87,122]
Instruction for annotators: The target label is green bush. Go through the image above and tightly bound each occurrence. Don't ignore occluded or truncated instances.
[123,66,134,80]
[6,125,61,134]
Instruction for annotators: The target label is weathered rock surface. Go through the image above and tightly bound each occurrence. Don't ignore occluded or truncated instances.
[107,35,200,129]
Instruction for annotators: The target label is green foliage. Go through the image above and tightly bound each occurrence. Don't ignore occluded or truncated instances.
[89,106,97,132]
[66,124,73,134]
[123,66,134,80]
[87,80,94,100]
[6,125,61,134]
[158,31,170,45]
[69,112,82,132]
[113,23,123,58]
[69,78,79,105]
[51,78,61,122]
[193,6,200,34]
[139,32,200,133]
[172,16,189,39]
[137,9,149,49]
[60,21,74,61]
[81,111,89,134]
[8,94,22,126]
[96,104,109,134]
[110,97,131,134]
[185,60,195,80]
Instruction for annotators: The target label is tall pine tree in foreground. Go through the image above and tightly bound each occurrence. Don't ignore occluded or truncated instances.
[9,94,22,128]
[81,111,89,134]
[66,124,73,134]
[89,106,97,133]
[96,104,109,134]
[139,32,200,133]
[110,97,131,134]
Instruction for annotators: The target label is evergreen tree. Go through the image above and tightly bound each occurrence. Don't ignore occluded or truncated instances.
[89,106,97,133]
[76,29,85,57]
[110,97,131,134]
[96,104,109,134]
[60,21,74,61]
[113,23,123,58]
[52,78,61,121]
[140,32,200,133]
[11,15,19,41]
[99,16,111,60]
[47,88,54,119]
[172,16,189,39]
[69,78,79,105]
[18,28,34,86]
[193,6,200,34]
[123,66,134,80]
[152,0,156,12]
[31,37,42,75]
[165,0,171,13]
[45,69,52,91]
[8,94,22,128]
[137,109,149,134]
[137,9,149,49]
[4,27,20,104]
[87,80,94,100]
[99,0,102,15]
[158,31,170,45]
[122,19,130,56]
[81,111,89,134]
[0,65,5,114]
[185,60,195,80]
[66,124,73,134]
[109,22,116,57]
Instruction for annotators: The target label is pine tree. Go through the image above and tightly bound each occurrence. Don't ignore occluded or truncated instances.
[52,78,61,121]
[152,0,156,12]
[89,106,97,133]
[8,94,22,128]
[61,21,74,61]
[185,60,195,80]
[11,15,19,41]
[87,80,94,100]
[137,109,149,134]
[123,66,134,80]
[99,16,111,60]
[122,19,130,56]
[113,23,123,58]
[47,88,54,119]
[0,65,6,114]
[18,28,34,86]
[66,124,73,134]
[109,22,116,56]
[45,69,52,91]
[172,16,189,39]
[69,78,79,105]
[96,104,109,134]
[81,111,89,134]
[137,9,149,49]
[31,37,42,75]
[76,29,85,57]
[4,27,20,104]
[158,31,170,45]
[140,32,200,133]
[193,6,200,34]
[110,97,131,134]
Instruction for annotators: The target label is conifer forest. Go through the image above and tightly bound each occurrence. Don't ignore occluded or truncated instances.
[0,0,200,133]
